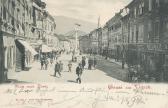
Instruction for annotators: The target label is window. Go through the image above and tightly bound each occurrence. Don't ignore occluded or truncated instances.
[149,0,152,11]
[139,2,144,15]
[0,3,1,17]
[132,28,134,42]
[156,0,160,7]
[138,24,144,43]
[134,7,137,18]
[154,22,159,39]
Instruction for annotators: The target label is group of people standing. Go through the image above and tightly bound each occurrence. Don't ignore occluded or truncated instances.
[88,57,97,70]
[40,52,58,70]
[75,56,98,84]
[40,54,49,70]
[40,52,98,84]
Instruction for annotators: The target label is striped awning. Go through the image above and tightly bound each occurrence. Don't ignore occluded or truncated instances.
[17,40,38,56]
[41,44,52,53]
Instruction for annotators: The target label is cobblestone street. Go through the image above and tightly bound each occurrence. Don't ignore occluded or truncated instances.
[8,54,124,83]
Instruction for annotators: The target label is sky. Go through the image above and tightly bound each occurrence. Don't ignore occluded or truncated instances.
[43,0,131,25]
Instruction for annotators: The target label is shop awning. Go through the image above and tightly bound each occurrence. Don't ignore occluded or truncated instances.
[41,44,52,53]
[51,47,58,51]
[17,40,38,56]
[3,36,15,47]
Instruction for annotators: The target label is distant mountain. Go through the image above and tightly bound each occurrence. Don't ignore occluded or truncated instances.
[54,16,97,34]
[65,30,86,37]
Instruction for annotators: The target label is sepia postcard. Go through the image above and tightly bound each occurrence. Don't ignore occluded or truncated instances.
[0,0,168,108]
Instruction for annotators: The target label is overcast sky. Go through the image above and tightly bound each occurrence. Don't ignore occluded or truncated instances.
[43,0,131,25]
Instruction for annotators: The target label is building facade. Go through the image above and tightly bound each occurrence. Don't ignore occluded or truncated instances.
[101,24,108,56]
[79,35,90,54]
[125,0,168,81]
[107,13,122,60]
[0,0,56,83]
[0,0,34,81]
[89,28,99,55]
[78,0,168,82]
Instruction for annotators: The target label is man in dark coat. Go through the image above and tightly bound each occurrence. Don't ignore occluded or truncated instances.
[76,64,83,84]
[88,58,92,70]
[93,57,97,69]
[41,59,44,70]
[44,59,49,70]
[54,62,61,77]
[82,58,86,69]
[59,61,63,72]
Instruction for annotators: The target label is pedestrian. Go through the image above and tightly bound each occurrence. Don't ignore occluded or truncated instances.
[41,59,44,70]
[50,58,53,65]
[82,57,86,69]
[68,61,72,72]
[44,58,49,70]
[54,62,61,77]
[40,60,43,70]
[93,57,97,69]
[59,61,63,72]
[88,58,92,70]
[76,63,83,84]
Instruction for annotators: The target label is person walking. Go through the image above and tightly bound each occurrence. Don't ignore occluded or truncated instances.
[93,57,97,69]
[76,63,83,84]
[44,58,49,70]
[50,54,54,65]
[40,59,44,70]
[88,58,92,70]
[68,61,72,72]
[54,62,61,77]
[59,61,63,72]
[82,57,86,70]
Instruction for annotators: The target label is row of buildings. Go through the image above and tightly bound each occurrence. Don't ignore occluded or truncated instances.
[0,0,58,83]
[79,0,168,82]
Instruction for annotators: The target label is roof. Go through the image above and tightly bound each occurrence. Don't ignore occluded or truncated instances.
[32,0,46,8]
[106,12,122,27]
[126,0,138,8]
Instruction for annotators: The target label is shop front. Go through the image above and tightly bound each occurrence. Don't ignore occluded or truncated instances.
[0,35,5,83]
[0,32,16,82]
[15,39,38,71]
[164,55,168,82]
